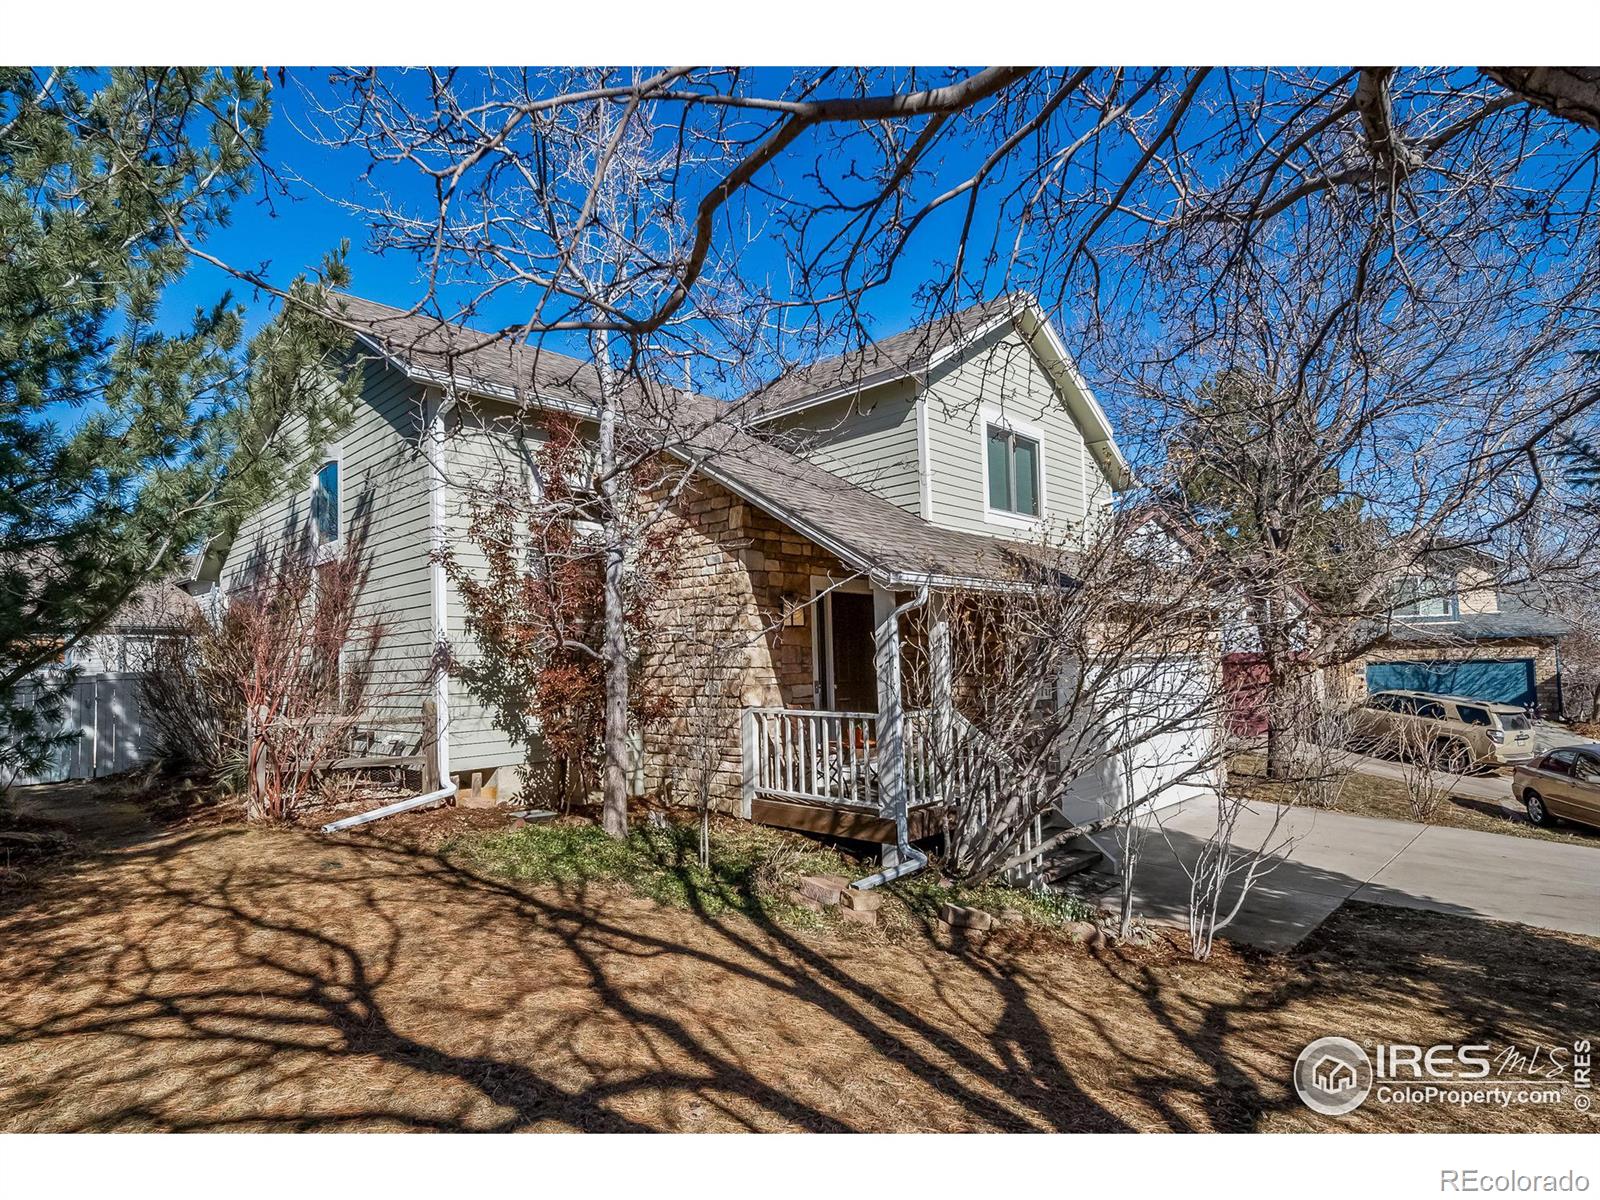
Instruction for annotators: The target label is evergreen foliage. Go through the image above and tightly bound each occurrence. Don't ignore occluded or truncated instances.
[0,68,356,777]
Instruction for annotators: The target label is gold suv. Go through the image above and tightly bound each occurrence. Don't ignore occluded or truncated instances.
[1350,690,1536,772]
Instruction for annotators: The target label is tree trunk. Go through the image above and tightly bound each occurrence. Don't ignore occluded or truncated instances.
[1264,707,1291,780]
[595,330,630,840]
[601,528,630,838]
[1261,585,1294,781]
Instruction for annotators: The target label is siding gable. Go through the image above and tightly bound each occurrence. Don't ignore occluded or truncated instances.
[921,322,1107,537]
[763,320,1119,541]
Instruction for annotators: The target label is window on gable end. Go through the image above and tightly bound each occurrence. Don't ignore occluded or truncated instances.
[986,423,1041,517]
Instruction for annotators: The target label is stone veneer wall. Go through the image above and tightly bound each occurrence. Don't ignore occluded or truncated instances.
[639,476,865,812]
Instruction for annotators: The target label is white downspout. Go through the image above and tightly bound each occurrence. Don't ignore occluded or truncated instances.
[425,388,453,786]
[851,584,931,891]
[321,782,456,833]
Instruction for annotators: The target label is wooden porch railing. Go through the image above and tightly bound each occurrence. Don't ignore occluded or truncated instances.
[741,708,882,813]
[742,705,1051,885]
[905,709,1049,884]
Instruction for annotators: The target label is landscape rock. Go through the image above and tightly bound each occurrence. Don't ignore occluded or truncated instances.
[839,887,881,913]
[838,904,878,928]
[1067,920,1107,949]
[940,903,994,931]
[789,889,826,914]
[798,874,849,907]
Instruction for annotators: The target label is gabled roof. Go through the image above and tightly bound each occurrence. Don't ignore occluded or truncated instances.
[746,296,1021,416]
[670,419,1052,590]
[744,293,1133,491]
[330,295,1058,591]
[335,294,610,411]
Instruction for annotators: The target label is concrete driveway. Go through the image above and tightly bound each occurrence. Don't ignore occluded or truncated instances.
[1097,799,1600,951]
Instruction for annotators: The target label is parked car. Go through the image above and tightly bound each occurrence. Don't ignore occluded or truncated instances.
[1349,690,1536,772]
[1512,747,1600,831]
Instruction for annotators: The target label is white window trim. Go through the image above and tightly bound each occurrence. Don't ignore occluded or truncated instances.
[307,446,344,564]
[977,404,1048,530]
[1391,574,1456,621]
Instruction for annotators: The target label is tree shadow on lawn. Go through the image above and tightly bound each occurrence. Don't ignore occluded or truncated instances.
[0,818,1594,1133]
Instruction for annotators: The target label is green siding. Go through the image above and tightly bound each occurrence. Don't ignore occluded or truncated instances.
[768,380,923,515]
[219,357,435,739]
[921,324,1111,537]
[442,399,549,774]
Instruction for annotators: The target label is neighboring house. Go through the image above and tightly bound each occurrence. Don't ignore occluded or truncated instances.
[67,580,198,674]
[11,581,197,785]
[1345,548,1569,715]
[1131,507,1569,724]
[193,292,1210,858]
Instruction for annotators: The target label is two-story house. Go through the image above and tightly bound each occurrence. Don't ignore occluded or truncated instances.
[192,293,1211,857]
[1348,548,1569,715]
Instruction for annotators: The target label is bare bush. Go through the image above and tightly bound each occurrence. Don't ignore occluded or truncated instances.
[1397,721,1455,824]
[140,523,390,821]
[900,510,1224,887]
[1183,787,1293,961]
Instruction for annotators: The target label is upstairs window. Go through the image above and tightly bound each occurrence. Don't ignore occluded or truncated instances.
[1391,575,1454,619]
[986,424,1041,517]
[311,460,340,544]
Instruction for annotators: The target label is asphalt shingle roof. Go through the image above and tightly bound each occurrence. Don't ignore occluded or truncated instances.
[336,295,1046,589]
[743,295,1025,417]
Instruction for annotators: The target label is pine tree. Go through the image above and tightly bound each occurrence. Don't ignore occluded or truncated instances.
[1563,436,1600,499]
[1,68,356,776]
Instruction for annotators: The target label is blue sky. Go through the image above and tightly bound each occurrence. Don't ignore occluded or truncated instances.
[162,68,980,376]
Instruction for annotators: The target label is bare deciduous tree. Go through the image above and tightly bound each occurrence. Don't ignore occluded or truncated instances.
[900,509,1225,887]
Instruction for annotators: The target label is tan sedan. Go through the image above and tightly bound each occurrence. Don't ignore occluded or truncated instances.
[1512,748,1600,832]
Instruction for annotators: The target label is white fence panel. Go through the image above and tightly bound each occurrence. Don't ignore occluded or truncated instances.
[8,672,151,785]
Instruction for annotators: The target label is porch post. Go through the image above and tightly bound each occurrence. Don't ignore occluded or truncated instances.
[739,706,757,820]
[872,583,907,866]
[928,590,955,775]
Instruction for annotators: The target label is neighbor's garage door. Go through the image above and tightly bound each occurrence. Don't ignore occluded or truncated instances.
[1365,658,1536,709]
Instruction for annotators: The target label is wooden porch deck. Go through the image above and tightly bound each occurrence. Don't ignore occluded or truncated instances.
[748,794,946,844]
[738,705,1042,863]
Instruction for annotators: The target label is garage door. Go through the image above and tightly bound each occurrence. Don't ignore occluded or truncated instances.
[1365,659,1536,709]
[1060,657,1218,826]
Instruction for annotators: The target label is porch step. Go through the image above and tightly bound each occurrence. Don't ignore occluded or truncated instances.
[1041,845,1104,883]
[1029,814,1104,883]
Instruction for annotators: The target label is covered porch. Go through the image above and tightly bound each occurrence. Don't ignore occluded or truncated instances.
[643,457,1071,875]
[737,581,1049,866]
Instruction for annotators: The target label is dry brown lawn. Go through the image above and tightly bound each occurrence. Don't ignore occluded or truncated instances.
[1,785,1595,1133]
[1231,754,1600,848]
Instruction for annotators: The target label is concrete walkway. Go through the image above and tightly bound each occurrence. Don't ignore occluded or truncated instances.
[1097,799,1600,951]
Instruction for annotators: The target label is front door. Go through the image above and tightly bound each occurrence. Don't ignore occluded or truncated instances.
[820,591,877,713]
